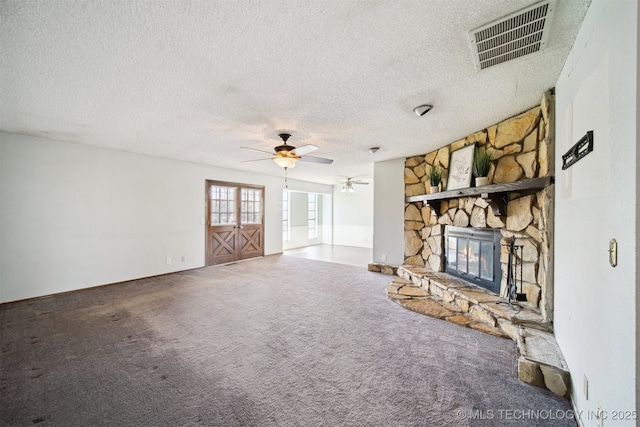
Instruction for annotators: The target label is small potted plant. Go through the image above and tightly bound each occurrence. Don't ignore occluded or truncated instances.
[428,166,442,193]
[472,149,493,187]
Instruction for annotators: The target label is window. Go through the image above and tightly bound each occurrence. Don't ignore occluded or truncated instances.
[210,185,235,225]
[240,188,262,224]
[282,190,290,241]
[308,193,317,239]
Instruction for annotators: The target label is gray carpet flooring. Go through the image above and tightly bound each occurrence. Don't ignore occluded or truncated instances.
[0,255,575,426]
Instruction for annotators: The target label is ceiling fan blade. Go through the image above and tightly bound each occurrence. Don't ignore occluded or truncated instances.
[290,144,318,156]
[241,146,275,155]
[353,181,369,185]
[299,156,333,164]
[240,157,274,163]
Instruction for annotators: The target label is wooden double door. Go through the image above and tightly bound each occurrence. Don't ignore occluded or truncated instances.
[206,180,264,266]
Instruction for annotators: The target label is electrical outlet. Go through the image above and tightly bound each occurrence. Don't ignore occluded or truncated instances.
[166,258,171,265]
[181,256,186,262]
[382,254,387,262]
[583,375,589,400]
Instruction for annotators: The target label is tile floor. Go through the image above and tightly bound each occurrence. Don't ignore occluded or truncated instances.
[283,244,372,267]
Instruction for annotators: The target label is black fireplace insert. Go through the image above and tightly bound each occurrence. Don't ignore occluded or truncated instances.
[445,226,502,294]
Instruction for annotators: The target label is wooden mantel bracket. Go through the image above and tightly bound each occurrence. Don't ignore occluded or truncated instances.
[406,177,554,217]
[483,193,507,216]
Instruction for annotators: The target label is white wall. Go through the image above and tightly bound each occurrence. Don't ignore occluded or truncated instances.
[332,181,373,248]
[554,1,637,424]
[0,132,331,303]
[637,4,640,412]
[372,158,405,265]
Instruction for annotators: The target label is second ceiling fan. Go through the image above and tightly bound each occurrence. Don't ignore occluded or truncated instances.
[338,177,369,193]
[241,133,333,169]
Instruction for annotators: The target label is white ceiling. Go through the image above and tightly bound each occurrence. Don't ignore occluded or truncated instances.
[1,0,590,185]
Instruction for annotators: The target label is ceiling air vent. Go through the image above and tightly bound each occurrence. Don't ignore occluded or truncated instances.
[468,0,556,70]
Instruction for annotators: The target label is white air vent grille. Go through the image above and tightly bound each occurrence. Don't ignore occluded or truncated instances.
[469,0,556,70]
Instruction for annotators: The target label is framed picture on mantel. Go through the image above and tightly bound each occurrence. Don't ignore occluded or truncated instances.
[446,144,475,191]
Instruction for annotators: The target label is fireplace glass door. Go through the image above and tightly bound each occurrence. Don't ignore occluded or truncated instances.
[445,226,501,294]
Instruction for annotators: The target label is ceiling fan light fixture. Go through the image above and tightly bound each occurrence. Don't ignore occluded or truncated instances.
[413,104,433,117]
[273,157,297,169]
[341,181,355,193]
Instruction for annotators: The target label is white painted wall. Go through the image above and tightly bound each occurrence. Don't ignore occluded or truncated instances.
[0,132,331,303]
[372,158,405,265]
[332,181,373,248]
[554,1,637,424]
[637,5,640,413]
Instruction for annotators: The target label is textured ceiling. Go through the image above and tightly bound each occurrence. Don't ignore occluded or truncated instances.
[1,0,590,185]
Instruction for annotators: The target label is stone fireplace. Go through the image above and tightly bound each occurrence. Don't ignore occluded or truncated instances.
[386,90,570,397]
[404,90,555,322]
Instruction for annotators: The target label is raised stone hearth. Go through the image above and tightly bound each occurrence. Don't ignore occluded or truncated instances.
[367,263,398,276]
[389,265,551,337]
[384,265,570,398]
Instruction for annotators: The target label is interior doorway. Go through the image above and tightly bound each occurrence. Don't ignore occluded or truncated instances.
[205,180,264,265]
[282,190,332,250]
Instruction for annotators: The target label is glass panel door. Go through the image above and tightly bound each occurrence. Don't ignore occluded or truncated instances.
[480,241,494,281]
[210,185,236,225]
[456,238,468,274]
[241,188,262,224]
[467,240,480,278]
[447,236,457,270]
[206,181,264,266]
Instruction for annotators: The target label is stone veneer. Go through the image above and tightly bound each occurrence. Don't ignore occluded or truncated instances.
[404,90,555,322]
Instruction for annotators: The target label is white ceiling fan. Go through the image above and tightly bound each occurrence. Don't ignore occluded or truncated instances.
[241,133,333,169]
[337,177,369,193]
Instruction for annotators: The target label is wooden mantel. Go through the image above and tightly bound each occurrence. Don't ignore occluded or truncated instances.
[405,176,553,216]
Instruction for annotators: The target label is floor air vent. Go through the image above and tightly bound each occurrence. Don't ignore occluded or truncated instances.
[468,0,556,70]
